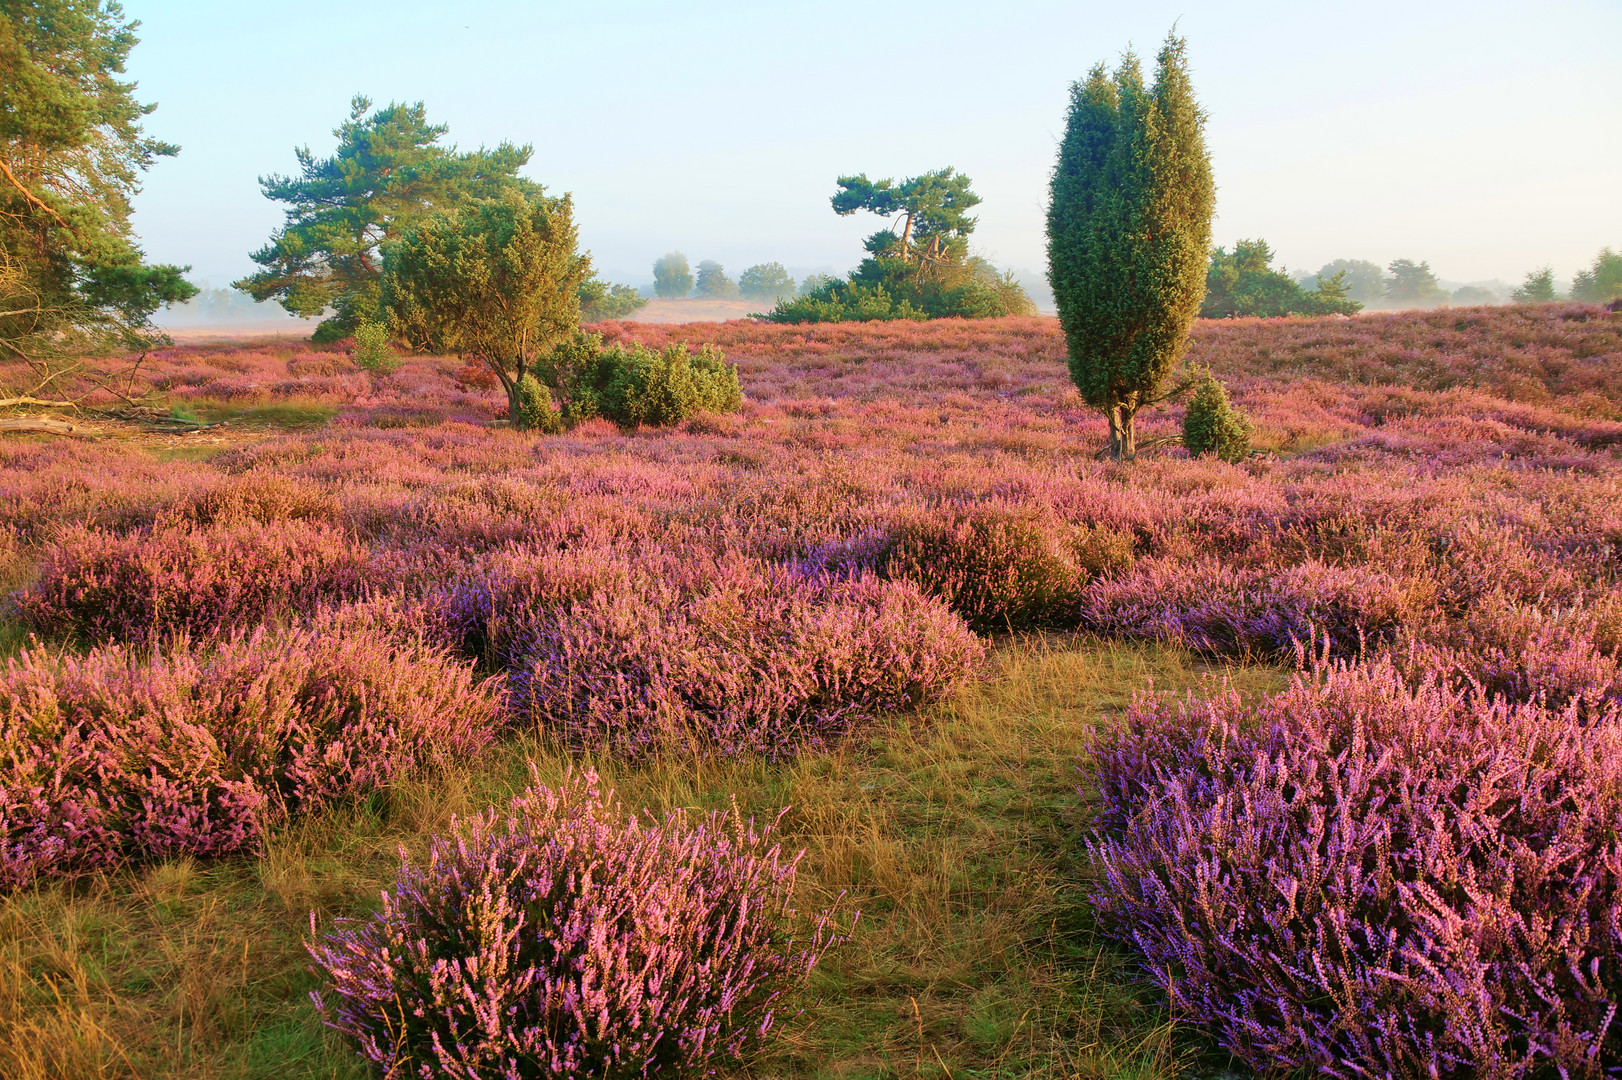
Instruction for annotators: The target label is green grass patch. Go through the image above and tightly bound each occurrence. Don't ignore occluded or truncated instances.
[184,401,339,429]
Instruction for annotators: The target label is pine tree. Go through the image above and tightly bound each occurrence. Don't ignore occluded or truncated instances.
[235,96,536,341]
[1046,33,1214,461]
[0,0,196,393]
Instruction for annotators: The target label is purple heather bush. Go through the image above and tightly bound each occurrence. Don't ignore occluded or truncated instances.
[433,546,985,757]
[1088,660,1622,1078]
[0,620,499,888]
[310,767,842,1079]
[18,518,370,642]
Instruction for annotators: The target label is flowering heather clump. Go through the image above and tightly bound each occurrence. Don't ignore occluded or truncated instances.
[1088,661,1622,1078]
[1080,555,1430,658]
[437,548,984,757]
[18,518,369,641]
[0,623,498,888]
[870,505,1129,631]
[310,767,841,1078]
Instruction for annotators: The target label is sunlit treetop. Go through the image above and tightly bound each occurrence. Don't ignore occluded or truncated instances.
[831,168,981,265]
[236,94,539,340]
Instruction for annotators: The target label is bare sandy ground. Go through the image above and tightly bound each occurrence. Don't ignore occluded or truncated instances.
[162,321,318,343]
[620,298,769,324]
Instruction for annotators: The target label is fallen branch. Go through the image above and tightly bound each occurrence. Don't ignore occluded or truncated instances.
[0,394,78,409]
[0,416,99,437]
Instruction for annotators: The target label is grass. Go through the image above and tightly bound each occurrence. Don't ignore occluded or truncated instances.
[184,400,340,429]
[0,638,1287,1080]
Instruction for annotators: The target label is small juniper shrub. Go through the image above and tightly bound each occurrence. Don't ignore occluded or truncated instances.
[513,373,564,433]
[0,618,499,888]
[309,767,845,1079]
[350,320,400,375]
[1088,660,1622,1078]
[18,519,370,642]
[1181,369,1251,462]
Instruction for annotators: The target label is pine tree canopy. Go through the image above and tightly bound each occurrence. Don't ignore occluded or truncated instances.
[0,0,196,370]
[235,95,537,340]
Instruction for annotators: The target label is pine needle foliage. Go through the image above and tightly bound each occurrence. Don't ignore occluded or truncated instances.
[1046,34,1214,461]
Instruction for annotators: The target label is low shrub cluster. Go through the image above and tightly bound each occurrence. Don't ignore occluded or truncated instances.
[18,519,369,642]
[0,620,498,888]
[1088,661,1622,1078]
[431,546,984,758]
[536,332,742,428]
[310,767,841,1079]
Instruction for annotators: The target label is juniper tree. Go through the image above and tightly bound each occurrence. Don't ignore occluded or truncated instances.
[381,188,589,429]
[1046,33,1214,461]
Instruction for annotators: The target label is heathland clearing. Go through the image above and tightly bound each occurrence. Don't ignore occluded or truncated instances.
[2,304,1621,1077]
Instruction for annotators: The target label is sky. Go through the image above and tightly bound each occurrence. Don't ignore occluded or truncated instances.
[124,0,1622,295]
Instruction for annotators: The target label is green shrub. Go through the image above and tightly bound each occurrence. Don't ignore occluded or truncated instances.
[1182,372,1252,463]
[351,320,400,374]
[514,373,563,433]
[537,334,741,428]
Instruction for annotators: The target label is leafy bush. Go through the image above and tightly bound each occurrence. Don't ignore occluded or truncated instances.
[0,619,499,888]
[310,767,842,1078]
[513,372,563,433]
[1088,660,1622,1078]
[541,335,741,428]
[350,320,399,374]
[431,547,983,758]
[579,279,649,321]
[1181,371,1251,462]
[19,519,370,642]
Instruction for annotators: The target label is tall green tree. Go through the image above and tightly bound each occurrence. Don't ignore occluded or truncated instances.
[1384,259,1449,308]
[381,188,590,428]
[1305,259,1387,306]
[1046,33,1214,461]
[652,251,692,298]
[0,0,195,405]
[235,95,535,341]
[766,168,1031,323]
[738,262,795,300]
[1512,266,1558,304]
[694,259,739,298]
[1571,247,1622,303]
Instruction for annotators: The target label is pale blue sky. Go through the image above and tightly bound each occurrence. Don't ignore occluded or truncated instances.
[125,0,1621,292]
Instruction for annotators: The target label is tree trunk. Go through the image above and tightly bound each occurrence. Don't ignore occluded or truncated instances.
[1105,405,1137,462]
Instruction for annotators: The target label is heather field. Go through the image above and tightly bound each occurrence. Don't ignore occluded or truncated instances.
[3,303,1622,1078]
